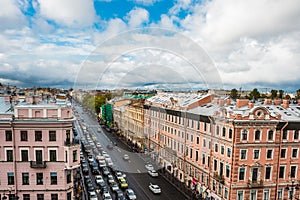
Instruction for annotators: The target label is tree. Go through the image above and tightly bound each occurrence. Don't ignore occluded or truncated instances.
[249,88,260,100]
[270,90,278,99]
[296,89,300,99]
[230,88,239,99]
[278,90,284,99]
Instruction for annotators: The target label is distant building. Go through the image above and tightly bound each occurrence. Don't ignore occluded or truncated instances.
[0,94,81,199]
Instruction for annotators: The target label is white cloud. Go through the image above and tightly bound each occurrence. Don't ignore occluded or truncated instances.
[37,0,97,27]
[126,7,149,28]
[0,0,26,30]
[130,0,161,6]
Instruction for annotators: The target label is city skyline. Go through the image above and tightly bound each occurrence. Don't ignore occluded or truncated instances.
[0,0,300,91]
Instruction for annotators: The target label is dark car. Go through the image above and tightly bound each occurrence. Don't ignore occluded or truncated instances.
[115,189,126,200]
[89,160,98,167]
[82,166,89,174]
[102,166,110,176]
[92,166,100,174]
[87,183,95,192]
[84,175,92,185]
[98,182,108,194]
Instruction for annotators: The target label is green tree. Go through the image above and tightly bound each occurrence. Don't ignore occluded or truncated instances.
[296,89,300,99]
[249,88,260,100]
[270,90,278,99]
[278,90,284,99]
[230,88,239,99]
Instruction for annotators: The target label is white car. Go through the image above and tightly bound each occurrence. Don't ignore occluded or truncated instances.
[123,154,129,160]
[116,172,126,180]
[89,191,98,200]
[126,189,137,200]
[87,155,94,163]
[98,159,106,168]
[102,192,113,200]
[108,174,115,184]
[148,170,159,177]
[149,183,161,194]
[95,175,104,185]
[145,163,154,171]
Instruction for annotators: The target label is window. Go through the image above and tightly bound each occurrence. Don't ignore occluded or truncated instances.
[22,173,29,185]
[50,172,57,185]
[215,143,218,153]
[214,160,217,171]
[294,130,299,140]
[36,173,43,185]
[263,189,270,200]
[21,131,28,141]
[253,149,260,159]
[190,148,193,159]
[250,189,257,200]
[254,130,260,141]
[240,149,247,160]
[49,150,57,162]
[239,168,245,181]
[266,149,273,159]
[212,180,216,191]
[279,166,285,178]
[35,131,42,141]
[23,194,30,200]
[268,130,274,140]
[203,139,206,147]
[290,166,297,178]
[218,183,222,195]
[5,130,12,141]
[282,130,288,140]
[241,129,248,141]
[8,172,14,185]
[265,166,271,180]
[196,137,199,144]
[49,131,56,141]
[66,170,71,183]
[37,194,44,200]
[216,126,220,135]
[21,150,29,161]
[280,149,286,158]
[221,145,225,155]
[6,149,13,162]
[195,151,199,161]
[237,190,244,200]
[226,165,230,178]
[222,127,226,137]
[277,188,283,199]
[227,148,231,158]
[51,194,58,200]
[229,129,232,139]
[292,148,298,158]
[224,188,228,199]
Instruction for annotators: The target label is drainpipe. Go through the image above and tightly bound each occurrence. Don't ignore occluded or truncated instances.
[10,117,18,197]
[274,121,288,200]
[228,121,235,200]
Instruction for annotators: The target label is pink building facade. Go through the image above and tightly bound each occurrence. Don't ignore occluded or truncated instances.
[144,93,300,200]
[0,95,80,200]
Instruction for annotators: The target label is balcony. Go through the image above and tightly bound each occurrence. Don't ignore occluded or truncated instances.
[64,139,80,146]
[247,179,264,188]
[30,161,47,168]
[213,172,225,184]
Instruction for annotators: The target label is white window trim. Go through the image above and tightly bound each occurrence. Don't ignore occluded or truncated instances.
[240,149,247,160]
[48,147,58,161]
[19,147,30,161]
[277,188,284,199]
[254,130,261,141]
[227,147,232,158]
[290,165,298,179]
[280,148,287,159]
[221,145,225,155]
[283,131,289,141]
[237,190,244,200]
[263,189,270,200]
[253,149,260,160]
[266,149,273,160]
[240,129,248,141]
[292,148,298,159]
[279,165,286,179]
[250,189,257,200]
[267,129,275,142]
[265,166,272,181]
[33,147,44,161]
[5,147,13,161]
[238,167,246,181]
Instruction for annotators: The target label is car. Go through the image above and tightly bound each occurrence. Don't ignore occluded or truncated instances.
[98,182,108,194]
[107,144,113,150]
[102,166,110,176]
[82,166,89,174]
[107,160,113,167]
[148,169,159,177]
[145,163,154,170]
[88,191,97,200]
[110,182,119,191]
[92,166,100,174]
[102,192,113,200]
[98,159,106,168]
[95,175,104,185]
[87,183,95,192]
[125,188,137,200]
[115,190,126,200]
[84,175,92,185]
[96,142,102,148]
[89,160,98,167]
[107,174,115,184]
[115,172,126,180]
[88,155,95,163]
[149,183,161,194]
[123,154,129,160]
[119,178,128,189]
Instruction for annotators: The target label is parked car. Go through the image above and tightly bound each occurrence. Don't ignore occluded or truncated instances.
[82,166,89,174]
[145,163,154,170]
[125,188,137,200]
[89,191,97,200]
[92,166,100,174]
[98,182,108,194]
[110,182,119,191]
[87,183,95,192]
[148,169,159,177]
[102,166,110,176]
[149,183,161,194]
[115,189,126,200]
[95,175,104,185]
[107,174,115,184]
[115,172,126,180]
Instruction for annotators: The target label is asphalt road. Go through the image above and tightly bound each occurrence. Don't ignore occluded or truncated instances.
[73,102,186,200]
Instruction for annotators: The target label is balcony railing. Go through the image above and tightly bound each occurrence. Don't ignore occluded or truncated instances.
[247,179,264,188]
[64,140,80,146]
[30,161,47,168]
[213,172,225,184]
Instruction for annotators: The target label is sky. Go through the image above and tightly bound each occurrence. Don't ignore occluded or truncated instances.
[1,0,300,92]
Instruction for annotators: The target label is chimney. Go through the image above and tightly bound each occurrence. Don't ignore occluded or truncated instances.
[282,99,289,108]
[265,99,271,105]
[248,102,254,109]
[226,99,231,105]
[236,99,249,108]
[274,99,282,105]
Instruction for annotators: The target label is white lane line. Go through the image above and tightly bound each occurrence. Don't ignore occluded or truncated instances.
[117,148,121,153]
[137,169,141,173]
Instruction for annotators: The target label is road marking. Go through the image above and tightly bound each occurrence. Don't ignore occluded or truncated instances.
[137,169,141,173]
[117,148,121,153]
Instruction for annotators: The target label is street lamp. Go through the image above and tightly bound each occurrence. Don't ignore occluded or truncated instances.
[285,179,300,200]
